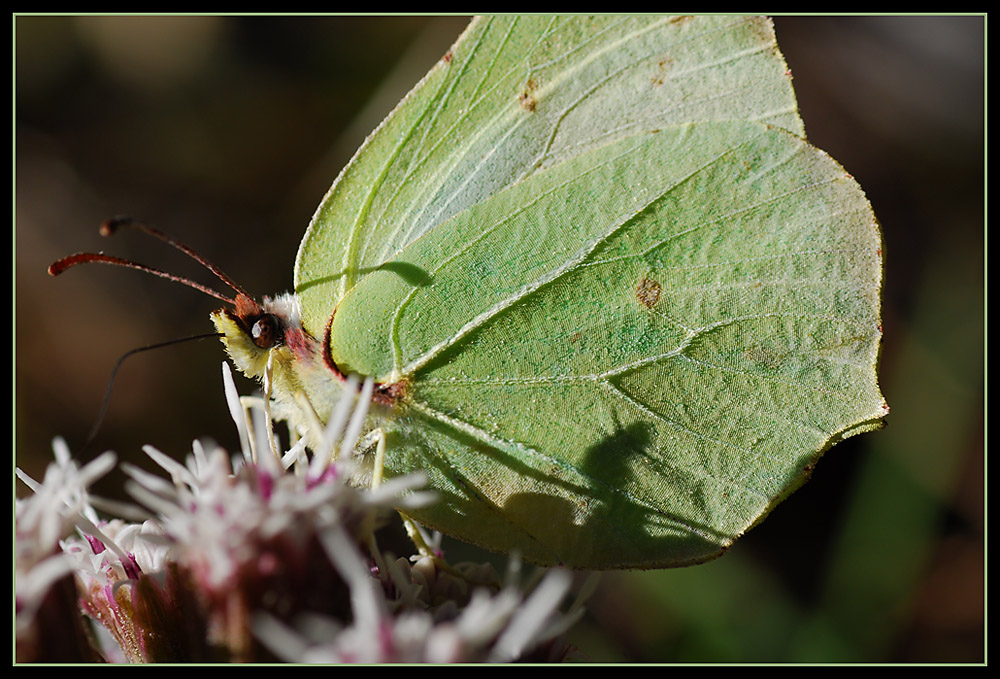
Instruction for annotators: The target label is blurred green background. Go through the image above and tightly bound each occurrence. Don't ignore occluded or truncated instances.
[15,16,983,663]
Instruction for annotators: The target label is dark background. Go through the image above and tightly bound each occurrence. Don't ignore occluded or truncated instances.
[15,16,984,662]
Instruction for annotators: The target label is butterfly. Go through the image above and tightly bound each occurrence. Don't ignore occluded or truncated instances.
[66,16,889,569]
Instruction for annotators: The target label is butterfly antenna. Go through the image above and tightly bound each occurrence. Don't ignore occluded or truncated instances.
[49,252,236,304]
[48,216,251,305]
[78,333,222,455]
[99,216,254,299]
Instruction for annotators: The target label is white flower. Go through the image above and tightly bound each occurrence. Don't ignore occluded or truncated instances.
[15,438,118,661]
[254,541,582,663]
[17,363,587,663]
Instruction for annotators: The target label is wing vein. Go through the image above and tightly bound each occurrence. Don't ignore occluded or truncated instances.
[399,132,770,376]
[408,399,719,539]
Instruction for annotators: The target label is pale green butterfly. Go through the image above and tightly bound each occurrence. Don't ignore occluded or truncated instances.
[211,16,886,569]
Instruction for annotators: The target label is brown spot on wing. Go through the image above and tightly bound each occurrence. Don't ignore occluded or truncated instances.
[651,56,672,87]
[518,78,538,111]
[636,278,662,308]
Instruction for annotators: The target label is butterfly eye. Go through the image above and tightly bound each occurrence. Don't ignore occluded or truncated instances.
[251,314,279,349]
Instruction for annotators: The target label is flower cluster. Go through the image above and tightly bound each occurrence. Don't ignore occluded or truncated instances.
[15,364,585,663]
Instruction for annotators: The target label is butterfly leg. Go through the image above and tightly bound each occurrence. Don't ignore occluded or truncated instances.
[401,514,438,560]
[372,427,386,489]
[262,352,278,461]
